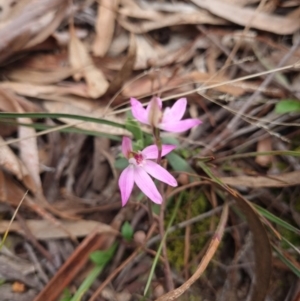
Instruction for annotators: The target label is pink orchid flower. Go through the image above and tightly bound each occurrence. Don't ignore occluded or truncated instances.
[130,97,202,133]
[119,137,177,206]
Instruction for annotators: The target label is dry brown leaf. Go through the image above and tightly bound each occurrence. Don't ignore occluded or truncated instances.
[43,100,131,137]
[0,81,91,98]
[23,2,68,49]
[121,73,181,98]
[107,33,136,94]
[0,89,39,192]
[119,11,227,34]
[138,0,199,14]
[69,25,109,98]
[17,52,69,71]
[221,170,300,187]
[0,0,66,63]
[0,219,115,240]
[191,0,300,35]
[185,72,245,97]
[0,0,23,21]
[93,0,119,57]
[0,136,36,192]
[52,28,89,47]
[119,1,164,20]
[18,118,42,192]
[0,87,39,113]
[4,67,74,85]
[107,30,130,57]
[131,34,207,70]
[0,88,42,193]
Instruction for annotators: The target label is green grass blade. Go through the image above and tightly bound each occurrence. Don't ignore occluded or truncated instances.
[0,112,125,129]
[70,265,104,301]
[215,150,300,162]
[0,119,121,141]
[273,245,300,278]
[254,204,300,235]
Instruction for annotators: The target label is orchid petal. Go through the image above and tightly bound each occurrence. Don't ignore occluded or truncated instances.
[122,136,132,158]
[143,160,177,187]
[134,167,163,204]
[160,119,202,133]
[130,98,149,124]
[142,144,176,159]
[162,98,187,123]
[118,166,135,206]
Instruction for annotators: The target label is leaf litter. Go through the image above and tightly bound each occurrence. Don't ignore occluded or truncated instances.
[0,0,299,301]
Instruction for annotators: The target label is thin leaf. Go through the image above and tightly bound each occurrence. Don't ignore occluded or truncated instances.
[254,204,300,235]
[0,112,125,129]
[89,243,117,266]
[215,150,300,162]
[273,244,300,278]
[275,99,300,114]
[71,244,117,301]
[125,118,144,147]
[121,221,134,242]
[0,119,121,141]
[167,152,196,174]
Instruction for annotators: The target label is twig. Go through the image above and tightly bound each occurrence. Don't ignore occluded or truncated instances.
[23,242,48,288]
[13,210,53,263]
[201,38,300,155]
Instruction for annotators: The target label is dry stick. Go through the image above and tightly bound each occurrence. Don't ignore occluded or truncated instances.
[201,38,300,155]
[23,242,49,287]
[110,63,299,116]
[220,0,268,76]
[14,209,53,263]
[154,201,229,301]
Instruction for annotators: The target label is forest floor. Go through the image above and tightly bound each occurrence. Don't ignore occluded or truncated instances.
[0,0,299,301]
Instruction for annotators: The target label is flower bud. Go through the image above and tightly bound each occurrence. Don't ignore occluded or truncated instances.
[148,96,163,128]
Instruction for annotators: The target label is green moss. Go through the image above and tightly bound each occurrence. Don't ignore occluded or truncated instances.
[165,192,218,271]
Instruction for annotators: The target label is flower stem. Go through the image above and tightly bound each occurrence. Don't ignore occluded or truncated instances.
[152,126,174,291]
[153,127,162,164]
[147,199,153,224]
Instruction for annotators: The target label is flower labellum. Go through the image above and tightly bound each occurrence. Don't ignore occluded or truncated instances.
[130,97,202,133]
[118,137,177,206]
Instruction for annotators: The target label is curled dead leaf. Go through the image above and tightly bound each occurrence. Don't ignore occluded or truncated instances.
[93,0,119,57]
[69,25,109,98]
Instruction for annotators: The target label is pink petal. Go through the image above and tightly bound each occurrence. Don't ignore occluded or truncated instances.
[130,98,149,124]
[142,144,176,159]
[162,98,187,123]
[160,119,202,133]
[133,166,163,204]
[118,166,135,206]
[143,160,177,187]
[122,136,132,158]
